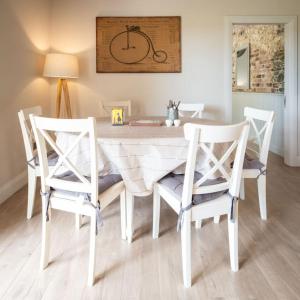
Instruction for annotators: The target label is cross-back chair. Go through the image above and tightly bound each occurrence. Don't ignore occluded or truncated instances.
[29,115,126,286]
[240,107,275,220]
[18,106,58,219]
[200,107,275,227]
[152,121,249,287]
[178,103,205,119]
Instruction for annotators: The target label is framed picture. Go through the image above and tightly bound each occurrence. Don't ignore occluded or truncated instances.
[96,16,181,73]
[111,108,124,125]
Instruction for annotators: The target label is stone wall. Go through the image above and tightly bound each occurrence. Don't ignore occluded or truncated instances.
[232,24,284,93]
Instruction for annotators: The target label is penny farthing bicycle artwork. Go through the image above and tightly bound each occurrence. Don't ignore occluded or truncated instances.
[109,25,168,65]
[96,17,181,73]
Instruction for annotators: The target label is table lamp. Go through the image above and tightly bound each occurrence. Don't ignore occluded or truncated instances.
[43,53,79,118]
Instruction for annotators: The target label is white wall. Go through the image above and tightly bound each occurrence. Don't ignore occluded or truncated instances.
[49,0,300,125]
[233,92,284,155]
[0,0,51,203]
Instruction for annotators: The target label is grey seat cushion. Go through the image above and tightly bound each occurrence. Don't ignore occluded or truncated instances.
[243,153,265,170]
[52,171,123,199]
[159,172,228,205]
[34,150,59,166]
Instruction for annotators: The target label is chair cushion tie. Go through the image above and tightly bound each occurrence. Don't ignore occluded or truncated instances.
[82,194,103,235]
[256,168,267,179]
[27,155,37,169]
[40,190,51,221]
[176,203,193,232]
[228,192,239,223]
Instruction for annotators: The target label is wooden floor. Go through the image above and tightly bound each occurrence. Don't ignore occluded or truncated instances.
[0,153,300,300]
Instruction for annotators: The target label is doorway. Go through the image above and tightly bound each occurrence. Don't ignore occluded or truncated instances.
[232,24,284,156]
[224,16,298,166]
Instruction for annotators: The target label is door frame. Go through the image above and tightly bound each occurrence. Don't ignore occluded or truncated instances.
[224,16,299,166]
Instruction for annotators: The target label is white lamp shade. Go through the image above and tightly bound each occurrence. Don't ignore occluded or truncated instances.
[43,53,79,78]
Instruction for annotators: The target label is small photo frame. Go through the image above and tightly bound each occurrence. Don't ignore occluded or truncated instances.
[112,108,124,125]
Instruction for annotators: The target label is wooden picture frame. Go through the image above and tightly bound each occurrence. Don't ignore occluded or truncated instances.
[96,16,181,73]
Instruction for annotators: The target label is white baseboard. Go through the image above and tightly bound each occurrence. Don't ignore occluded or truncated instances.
[0,170,27,205]
[270,144,283,157]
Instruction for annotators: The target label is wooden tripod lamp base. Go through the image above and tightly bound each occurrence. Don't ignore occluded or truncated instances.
[56,79,72,118]
[43,53,79,119]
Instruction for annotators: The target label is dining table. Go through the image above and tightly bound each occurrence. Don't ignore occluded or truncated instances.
[55,116,226,197]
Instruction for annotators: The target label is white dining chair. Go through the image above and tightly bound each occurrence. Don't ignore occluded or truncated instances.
[178,103,205,119]
[200,107,274,228]
[239,107,275,220]
[179,102,207,228]
[152,121,249,287]
[29,115,127,286]
[18,106,59,219]
[101,100,132,117]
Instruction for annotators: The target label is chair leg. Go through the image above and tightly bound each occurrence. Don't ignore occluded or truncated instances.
[87,214,96,287]
[120,190,127,240]
[257,175,267,220]
[195,220,202,229]
[126,191,134,243]
[214,215,220,224]
[228,202,239,272]
[152,184,160,239]
[240,178,245,200]
[40,194,51,270]
[181,212,192,288]
[75,214,82,230]
[27,168,37,219]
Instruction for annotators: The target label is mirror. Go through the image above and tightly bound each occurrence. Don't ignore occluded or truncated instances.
[236,44,250,89]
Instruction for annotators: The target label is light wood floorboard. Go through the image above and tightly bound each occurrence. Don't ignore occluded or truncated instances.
[0,153,300,299]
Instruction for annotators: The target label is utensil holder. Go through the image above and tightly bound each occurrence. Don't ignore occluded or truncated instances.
[167,108,178,122]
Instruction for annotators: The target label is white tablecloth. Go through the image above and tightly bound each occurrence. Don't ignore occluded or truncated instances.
[56,117,226,196]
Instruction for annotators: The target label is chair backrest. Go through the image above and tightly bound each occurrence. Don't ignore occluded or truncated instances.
[30,116,98,205]
[102,100,132,117]
[18,106,42,163]
[181,121,249,208]
[244,107,274,165]
[178,103,205,118]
